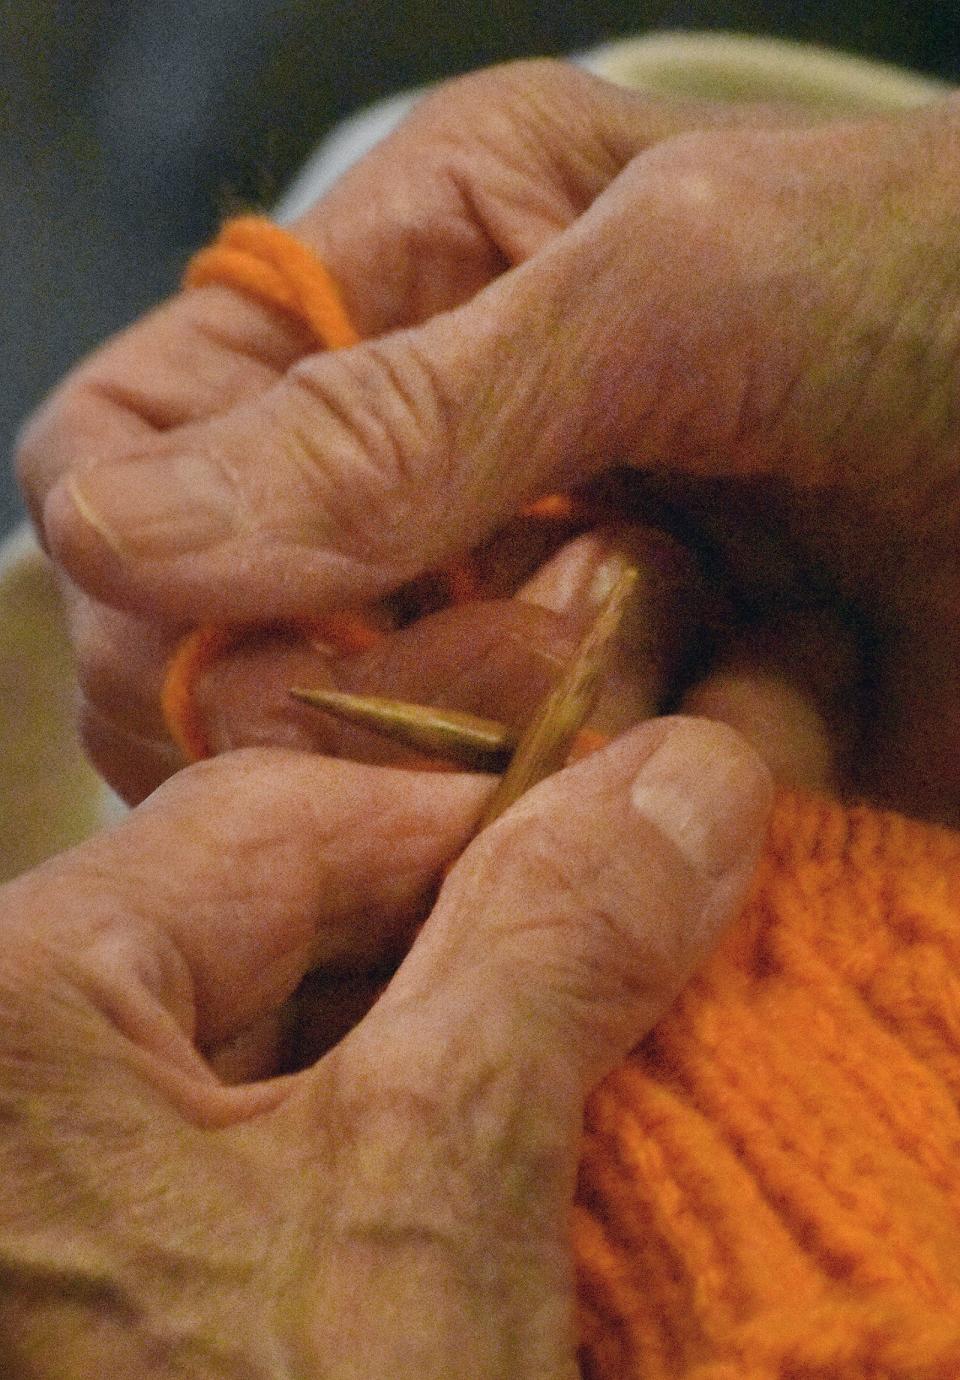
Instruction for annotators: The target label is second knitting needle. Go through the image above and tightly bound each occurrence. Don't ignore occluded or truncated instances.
[291,564,637,824]
[289,688,516,772]
[476,563,637,826]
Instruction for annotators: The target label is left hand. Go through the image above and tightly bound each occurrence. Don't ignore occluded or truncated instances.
[16,62,844,809]
[0,718,769,1378]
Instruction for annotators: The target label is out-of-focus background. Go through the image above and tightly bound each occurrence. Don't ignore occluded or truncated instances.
[3,0,959,538]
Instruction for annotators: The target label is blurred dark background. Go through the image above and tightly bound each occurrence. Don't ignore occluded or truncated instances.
[3,0,959,537]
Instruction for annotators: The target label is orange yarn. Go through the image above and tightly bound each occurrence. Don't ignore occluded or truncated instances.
[576,792,960,1377]
[166,217,960,1377]
[164,216,495,762]
[185,215,360,348]
[161,624,239,761]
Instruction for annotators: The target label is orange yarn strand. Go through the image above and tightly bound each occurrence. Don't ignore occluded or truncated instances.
[161,624,237,762]
[305,611,386,657]
[521,492,578,522]
[185,216,360,348]
[162,217,368,761]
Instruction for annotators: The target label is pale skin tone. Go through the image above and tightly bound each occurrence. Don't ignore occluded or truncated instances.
[19,60,960,816]
[9,54,960,1376]
[0,719,770,1378]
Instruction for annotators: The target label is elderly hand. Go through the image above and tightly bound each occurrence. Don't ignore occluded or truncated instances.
[0,717,769,1378]
[18,61,960,818]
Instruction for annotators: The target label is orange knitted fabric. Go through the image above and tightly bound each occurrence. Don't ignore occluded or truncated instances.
[176,219,960,1376]
[579,790,960,1378]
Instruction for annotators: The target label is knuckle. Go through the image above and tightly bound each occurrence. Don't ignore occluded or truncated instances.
[284,342,458,568]
[474,806,692,1035]
[416,58,576,132]
[319,1020,573,1232]
[618,128,741,231]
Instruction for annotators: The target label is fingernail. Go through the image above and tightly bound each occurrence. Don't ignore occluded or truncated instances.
[66,453,236,559]
[519,533,633,618]
[629,718,772,879]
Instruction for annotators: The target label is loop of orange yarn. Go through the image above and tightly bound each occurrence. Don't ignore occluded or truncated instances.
[163,216,498,763]
[185,215,360,348]
[162,217,380,761]
[161,624,239,762]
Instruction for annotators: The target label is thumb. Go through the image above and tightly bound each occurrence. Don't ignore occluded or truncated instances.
[345,716,771,1105]
[41,117,795,624]
[42,244,623,621]
[293,721,768,1378]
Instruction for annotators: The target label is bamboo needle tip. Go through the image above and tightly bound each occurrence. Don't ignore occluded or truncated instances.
[289,565,637,795]
[475,561,639,826]
[289,686,514,771]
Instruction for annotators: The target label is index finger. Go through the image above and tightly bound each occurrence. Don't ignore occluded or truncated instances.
[6,749,489,1088]
[18,61,654,534]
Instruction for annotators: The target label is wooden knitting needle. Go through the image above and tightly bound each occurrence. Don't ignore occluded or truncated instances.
[291,564,637,826]
[289,688,516,772]
[476,564,636,826]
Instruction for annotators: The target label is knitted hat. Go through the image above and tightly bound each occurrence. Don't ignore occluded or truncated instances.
[576,789,960,1377]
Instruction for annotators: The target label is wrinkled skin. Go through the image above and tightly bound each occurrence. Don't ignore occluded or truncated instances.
[0,719,770,1378]
[19,61,960,817]
[12,53,960,1379]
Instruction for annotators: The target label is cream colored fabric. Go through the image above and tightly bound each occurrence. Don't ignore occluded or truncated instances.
[0,527,108,880]
[587,30,948,110]
[0,31,948,882]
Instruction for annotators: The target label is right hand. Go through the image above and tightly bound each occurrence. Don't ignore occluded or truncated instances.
[0,717,771,1379]
[18,60,960,819]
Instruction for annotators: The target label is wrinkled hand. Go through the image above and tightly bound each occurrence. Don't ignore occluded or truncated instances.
[0,717,769,1378]
[18,61,960,818]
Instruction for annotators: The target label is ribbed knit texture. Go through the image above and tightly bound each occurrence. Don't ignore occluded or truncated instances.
[183,219,960,1376]
[577,789,960,1378]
